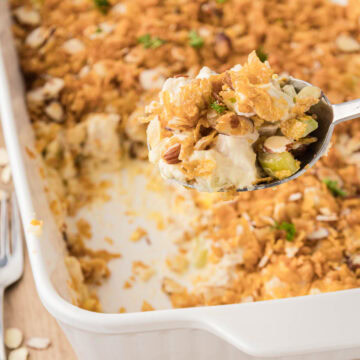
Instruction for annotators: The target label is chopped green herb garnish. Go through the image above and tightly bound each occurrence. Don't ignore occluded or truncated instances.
[323,178,347,197]
[137,34,166,49]
[293,97,297,103]
[229,97,236,103]
[216,0,227,3]
[150,37,166,49]
[95,27,102,33]
[274,221,296,241]
[93,0,110,14]
[138,34,152,47]
[189,30,204,48]
[256,46,268,63]
[210,101,227,114]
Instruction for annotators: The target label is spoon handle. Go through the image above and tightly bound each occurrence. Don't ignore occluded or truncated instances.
[332,99,360,125]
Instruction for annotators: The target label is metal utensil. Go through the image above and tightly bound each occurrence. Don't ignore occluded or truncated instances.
[180,77,360,192]
[0,193,23,360]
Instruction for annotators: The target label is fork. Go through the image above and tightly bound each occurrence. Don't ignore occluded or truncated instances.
[0,193,24,360]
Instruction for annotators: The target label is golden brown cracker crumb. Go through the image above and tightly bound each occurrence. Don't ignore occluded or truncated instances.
[141,301,155,312]
[166,253,189,274]
[132,261,156,282]
[104,236,114,245]
[130,227,148,242]
[123,281,133,289]
[25,146,36,159]
[76,218,92,240]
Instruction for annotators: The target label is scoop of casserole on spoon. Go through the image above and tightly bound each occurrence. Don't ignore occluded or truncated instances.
[145,51,359,192]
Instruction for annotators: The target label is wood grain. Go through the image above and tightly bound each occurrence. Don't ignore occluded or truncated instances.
[4,247,77,359]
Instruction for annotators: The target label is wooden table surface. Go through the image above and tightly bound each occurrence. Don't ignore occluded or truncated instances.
[0,129,77,359]
[4,253,77,360]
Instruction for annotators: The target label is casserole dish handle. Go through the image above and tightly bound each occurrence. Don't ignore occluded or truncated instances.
[199,289,360,357]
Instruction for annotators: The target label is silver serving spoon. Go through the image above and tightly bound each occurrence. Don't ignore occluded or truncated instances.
[179,77,360,192]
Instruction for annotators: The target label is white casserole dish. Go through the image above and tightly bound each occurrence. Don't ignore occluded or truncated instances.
[1,1,360,359]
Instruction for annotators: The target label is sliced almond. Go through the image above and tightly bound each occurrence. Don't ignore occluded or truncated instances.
[282,84,297,98]
[297,86,321,99]
[27,88,45,104]
[258,123,279,136]
[285,246,299,258]
[316,214,338,222]
[27,77,65,105]
[215,112,254,136]
[26,337,51,350]
[93,62,107,78]
[112,3,127,14]
[62,38,85,54]
[86,22,114,39]
[263,136,292,153]
[214,33,232,60]
[45,102,64,122]
[259,215,276,226]
[139,68,166,91]
[25,27,51,48]
[14,6,40,26]
[258,254,270,268]
[124,48,143,64]
[5,328,23,349]
[336,34,360,52]
[42,78,65,99]
[288,192,302,201]
[319,207,332,215]
[79,65,90,78]
[8,347,29,360]
[163,143,181,164]
[308,228,329,240]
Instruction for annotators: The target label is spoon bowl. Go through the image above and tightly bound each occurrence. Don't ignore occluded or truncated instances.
[177,77,360,192]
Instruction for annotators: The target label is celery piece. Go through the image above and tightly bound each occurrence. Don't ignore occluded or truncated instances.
[302,116,318,137]
[259,151,300,180]
[194,249,208,268]
[193,238,208,268]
